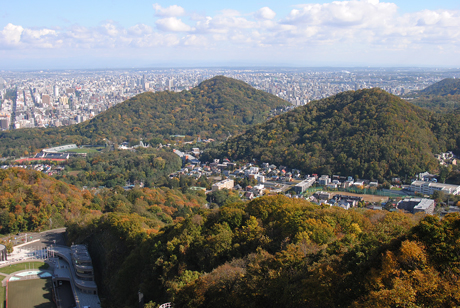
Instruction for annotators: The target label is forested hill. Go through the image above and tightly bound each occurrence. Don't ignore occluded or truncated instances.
[67,195,460,307]
[0,168,94,234]
[83,75,288,142]
[204,88,460,181]
[0,76,288,157]
[406,78,460,113]
[417,78,460,96]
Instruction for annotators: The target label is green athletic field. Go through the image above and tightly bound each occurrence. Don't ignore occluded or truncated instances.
[7,278,55,308]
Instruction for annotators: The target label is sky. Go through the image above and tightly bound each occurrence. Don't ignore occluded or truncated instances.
[0,0,459,69]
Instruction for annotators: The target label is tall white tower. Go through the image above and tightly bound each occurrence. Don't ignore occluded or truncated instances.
[54,85,59,97]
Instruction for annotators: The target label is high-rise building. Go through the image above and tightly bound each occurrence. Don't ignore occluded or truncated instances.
[42,94,51,105]
[54,85,59,97]
[0,113,10,130]
[168,78,174,91]
[59,96,69,105]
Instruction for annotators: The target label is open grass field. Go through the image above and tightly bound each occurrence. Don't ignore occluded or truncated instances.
[67,170,82,176]
[7,278,55,308]
[0,262,48,275]
[66,147,104,153]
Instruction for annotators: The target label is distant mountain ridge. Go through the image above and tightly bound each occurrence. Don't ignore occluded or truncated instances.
[417,78,460,96]
[204,88,459,181]
[0,76,289,157]
[406,78,460,113]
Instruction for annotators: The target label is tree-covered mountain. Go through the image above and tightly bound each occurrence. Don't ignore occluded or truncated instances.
[409,95,460,113]
[404,78,460,113]
[67,195,460,308]
[416,78,460,96]
[204,88,460,181]
[0,76,288,157]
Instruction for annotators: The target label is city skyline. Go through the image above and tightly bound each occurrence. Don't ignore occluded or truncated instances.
[1,0,460,69]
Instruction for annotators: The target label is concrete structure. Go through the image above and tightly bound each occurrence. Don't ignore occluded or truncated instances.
[314,191,331,201]
[318,175,331,186]
[42,94,51,105]
[0,113,10,130]
[52,245,98,297]
[410,180,460,196]
[0,244,7,261]
[42,144,78,153]
[212,179,234,191]
[293,177,316,194]
[397,198,435,215]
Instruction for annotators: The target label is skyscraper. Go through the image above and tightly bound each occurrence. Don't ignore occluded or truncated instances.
[42,94,51,106]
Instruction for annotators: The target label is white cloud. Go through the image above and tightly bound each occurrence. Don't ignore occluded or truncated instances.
[153,4,185,17]
[1,0,459,66]
[182,34,207,46]
[128,24,153,37]
[0,23,59,48]
[156,17,192,32]
[1,23,24,46]
[255,7,276,20]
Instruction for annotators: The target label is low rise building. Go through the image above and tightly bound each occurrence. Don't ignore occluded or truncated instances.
[410,180,460,195]
[397,198,435,215]
[293,176,316,194]
[318,175,331,186]
[212,179,234,191]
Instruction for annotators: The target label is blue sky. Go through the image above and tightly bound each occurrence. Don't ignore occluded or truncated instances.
[1,0,459,69]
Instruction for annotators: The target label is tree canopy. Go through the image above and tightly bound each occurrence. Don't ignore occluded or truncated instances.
[204,88,460,181]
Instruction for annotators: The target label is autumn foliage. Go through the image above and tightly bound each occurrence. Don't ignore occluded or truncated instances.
[65,195,460,308]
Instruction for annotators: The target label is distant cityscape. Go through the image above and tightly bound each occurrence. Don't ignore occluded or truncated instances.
[0,67,459,131]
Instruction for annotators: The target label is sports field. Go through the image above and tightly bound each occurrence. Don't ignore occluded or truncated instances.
[330,191,389,203]
[7,278,55,308]
[66,147,104,153]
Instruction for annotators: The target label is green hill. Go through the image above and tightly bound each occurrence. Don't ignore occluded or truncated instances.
[0,76,288,157]
[406,78,460,113]
[204,88,458,181]
[417,78,460,96]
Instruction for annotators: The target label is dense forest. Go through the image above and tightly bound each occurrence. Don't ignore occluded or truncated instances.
[66,195,460,308]
[0,76,288,157]
[409,95,460,113]
[0,168,93,234]
[0,168,207,235]
[403,78,460,113]
[55,148,182,188]
[413,78,460,96]
[204,88,460,181]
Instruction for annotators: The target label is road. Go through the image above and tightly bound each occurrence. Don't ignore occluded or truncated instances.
[15,228,67,250]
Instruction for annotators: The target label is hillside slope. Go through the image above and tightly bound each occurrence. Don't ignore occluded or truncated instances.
[417,78,460,96]
[406,78,460,113]
[67,195,460,307]
[0,76,288,157]
[205,88,454,181]
[0,168,94,234]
